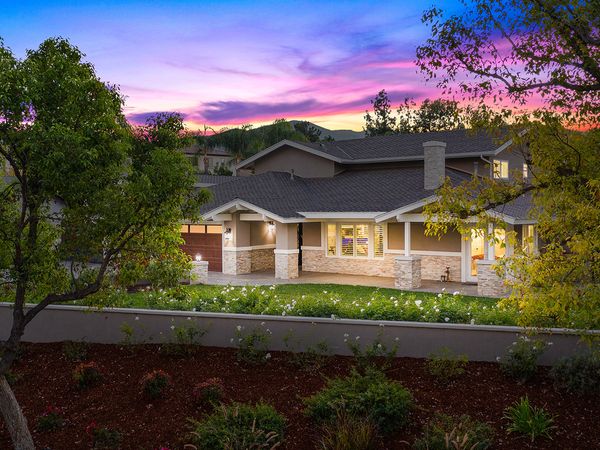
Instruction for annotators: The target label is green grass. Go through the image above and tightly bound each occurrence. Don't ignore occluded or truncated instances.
[81,283,518,326]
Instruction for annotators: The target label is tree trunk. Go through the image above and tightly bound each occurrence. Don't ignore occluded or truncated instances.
[0,376,34,450]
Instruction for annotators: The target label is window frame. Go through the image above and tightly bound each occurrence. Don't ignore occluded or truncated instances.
[522,162,529,179]
[324,222,385,259]
[492,159,509,179]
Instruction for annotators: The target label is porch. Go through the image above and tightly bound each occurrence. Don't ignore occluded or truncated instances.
[206,269,481,296]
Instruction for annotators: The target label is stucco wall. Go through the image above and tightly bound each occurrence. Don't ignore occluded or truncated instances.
[302,222,321,247]
[250,221,276,246]
[387,222,461,252]
[252,146,335,178]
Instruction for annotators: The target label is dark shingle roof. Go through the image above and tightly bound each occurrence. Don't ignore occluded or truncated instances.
[295,128,508,161]
[200,168,473,218]
[196,174,236,186]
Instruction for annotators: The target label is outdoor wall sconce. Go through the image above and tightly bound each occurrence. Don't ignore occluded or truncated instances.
[195,254,202,262]
[267,221,276,233]
[223,227,232,240]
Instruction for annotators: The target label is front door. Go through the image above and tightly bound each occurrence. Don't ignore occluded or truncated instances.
[466,229,485,282]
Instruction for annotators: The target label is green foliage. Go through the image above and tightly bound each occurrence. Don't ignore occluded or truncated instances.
[4,370,21,386]
[414,414,494,450]
[188,402,285,450]
[192,378,225,407]
[119,322,136,347]
[346,332,398,371]
[293,120,322,142]
[363,90,397,136]
[73,362,102,389]
[140,369,171,400]
[504,397,555,442]
[319,411,378,450]
[212,161,233,176]
[101,284,516,326]
[62,340,89,362]
[304,369,413,434]
[396,98,465,134]
[499,337,546,383]
[160,322,206,357]
[426,347,468,383]
[550,353,600,394]
[89,425,122,450]
[234,325,271,364]
[283,332,330,373]
[36,406,65,432]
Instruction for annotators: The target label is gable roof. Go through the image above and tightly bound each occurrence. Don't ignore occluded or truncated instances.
[236,129,512,170]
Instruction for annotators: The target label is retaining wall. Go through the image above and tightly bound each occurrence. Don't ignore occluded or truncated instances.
[0,303,593,365]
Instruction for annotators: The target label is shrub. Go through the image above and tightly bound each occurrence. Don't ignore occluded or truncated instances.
[499,336,546,382]
[426,347,468,383]
[86,422,122,449]
[304,368,413,434]
[413,414,494,450]
[346,333,398,371]
[5,370,21,386]
[283,332,330,373]
[319,411,378,450]
[140,369,171,400]
[73,362,102,389]
[504,397,555,442]
[188,402,285,450]
[235,326,271,364]
[550,353,600,394]
[192,377,225,406]
[161,323,206,357]
[36,406,65,432]
[62,340,89,362]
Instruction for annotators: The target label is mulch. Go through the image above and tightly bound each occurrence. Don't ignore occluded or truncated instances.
[1,343,599,449]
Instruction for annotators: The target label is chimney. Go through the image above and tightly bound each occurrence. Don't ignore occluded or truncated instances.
[423,141,446,190]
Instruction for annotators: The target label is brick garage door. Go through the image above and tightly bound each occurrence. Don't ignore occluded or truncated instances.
[180,224,222,272]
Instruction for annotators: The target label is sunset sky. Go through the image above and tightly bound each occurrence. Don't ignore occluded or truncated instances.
[1,0,469,131]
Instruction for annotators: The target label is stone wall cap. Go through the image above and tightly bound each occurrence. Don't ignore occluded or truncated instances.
[423,141,447,148]
[395,255,422,261]
[191,260,209,266]
[477,259,498,266]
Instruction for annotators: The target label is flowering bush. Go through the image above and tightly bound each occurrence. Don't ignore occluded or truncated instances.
[426,347,468,383]
[140,369,171,400]
[73,362,103,389]
[234,324,271,364]
[36,405,65,432]
[192,377,225,406]
[86,421,122,449]
[96,284,518,326]
[499,336,547,382]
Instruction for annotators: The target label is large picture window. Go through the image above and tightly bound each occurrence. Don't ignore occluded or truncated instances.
[326,223,384,258]
[492,159,509,179]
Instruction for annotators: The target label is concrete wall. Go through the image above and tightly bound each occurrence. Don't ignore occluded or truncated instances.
[1,304,593,365]
[302,222,321,247]
[252,146,335,178]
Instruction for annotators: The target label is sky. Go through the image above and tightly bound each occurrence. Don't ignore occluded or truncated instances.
[0,0,467,131]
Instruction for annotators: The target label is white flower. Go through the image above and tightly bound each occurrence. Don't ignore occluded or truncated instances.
[415,300,422,307]
[437,293,443,298]
[377,343,382,349]
[265,353,272,359]
[548,341,554,346]
[261,322,265,326]
[470,319,475,325]
[394,337,400,342]
[343,333,349,338]
[343,338,348,343]
[496,356,501,362]
[134,316,139,321]
[444,317,450,322]
[236,325,242,331]
[330,314,336,320]
[187,317,191,320]
[230,338,234,343]
[355,336,360,340]
[170,325,175,330]
[453,291,460,296]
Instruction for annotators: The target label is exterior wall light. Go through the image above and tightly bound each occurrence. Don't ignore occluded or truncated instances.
[267,221,276,233]
[195,254,202,262]
[223,227,232,240]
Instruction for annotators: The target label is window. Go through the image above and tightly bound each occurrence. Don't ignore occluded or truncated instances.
[189,225,205,233]
[493,160,509,179]
[522,225,535,254]
[206,225,222,234]
[494,228,506,259]
[327,224,336,256]
[340,225,355,256]
[180,224,190,233]
[355,224,369,257]
[523,163,529,179]
[374,224,384,258]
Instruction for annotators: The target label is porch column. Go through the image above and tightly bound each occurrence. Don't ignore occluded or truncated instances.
[222,213,252,275]
[190,259,209,284]
[476,260,508,297]
[274,222,299,279]
[395,221,421,289]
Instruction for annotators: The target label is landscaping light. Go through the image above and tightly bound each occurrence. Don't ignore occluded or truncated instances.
[195,254,202,261]
[268,221,275,233]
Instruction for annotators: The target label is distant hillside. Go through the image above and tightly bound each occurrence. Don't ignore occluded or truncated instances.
[289,120,364,141]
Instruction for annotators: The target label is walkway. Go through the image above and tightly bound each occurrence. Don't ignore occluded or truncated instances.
[207,270,479,296]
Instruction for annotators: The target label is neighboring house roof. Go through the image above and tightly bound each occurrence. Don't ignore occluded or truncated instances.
[195,174,236,187]
[236,129,512,170]
[200,167,473,220]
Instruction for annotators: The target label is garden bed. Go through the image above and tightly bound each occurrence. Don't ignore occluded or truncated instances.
[85,283,518,326]
[2,343,599,449]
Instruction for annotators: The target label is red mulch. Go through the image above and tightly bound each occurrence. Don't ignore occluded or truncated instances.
[1,343,599,449]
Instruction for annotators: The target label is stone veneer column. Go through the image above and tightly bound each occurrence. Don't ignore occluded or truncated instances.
[189,260,208,284]
[476,260,508,297]
[274,250,299,279]
[394,256,422,289]
[222,249,252,275]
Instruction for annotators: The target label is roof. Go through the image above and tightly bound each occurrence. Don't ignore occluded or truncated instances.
[200,167,473,220]
[195,174,236,187]
[236,128,512,170]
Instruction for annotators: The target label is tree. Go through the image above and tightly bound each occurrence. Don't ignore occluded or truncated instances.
[0,38,207,448]
[416,0,600,329]
[396,98,465,133]
[293,120,322,142]
[195,124,215,174]
[363,89,397,136]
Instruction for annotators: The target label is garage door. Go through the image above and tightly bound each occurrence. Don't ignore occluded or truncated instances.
[180,224,223,272]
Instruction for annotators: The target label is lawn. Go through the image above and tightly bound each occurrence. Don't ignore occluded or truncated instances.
[84,283,519,326]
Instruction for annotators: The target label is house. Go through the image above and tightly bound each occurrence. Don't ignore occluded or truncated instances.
[181,129,536,296]
[182,144,233,174]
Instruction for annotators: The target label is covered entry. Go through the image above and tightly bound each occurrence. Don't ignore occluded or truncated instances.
[180,224,223,272]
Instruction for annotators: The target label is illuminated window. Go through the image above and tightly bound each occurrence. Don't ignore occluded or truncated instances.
[374,224,384,258]
[523,163,529,179]
[355,224,369,257]
[189,225,205,233]
[340,225,355,256]
[494,228,506,259]
[493,160,509,179]
[180,224,189,233]
[327,224,337,256]
[522,225,535,254]
[206,225,222,234]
